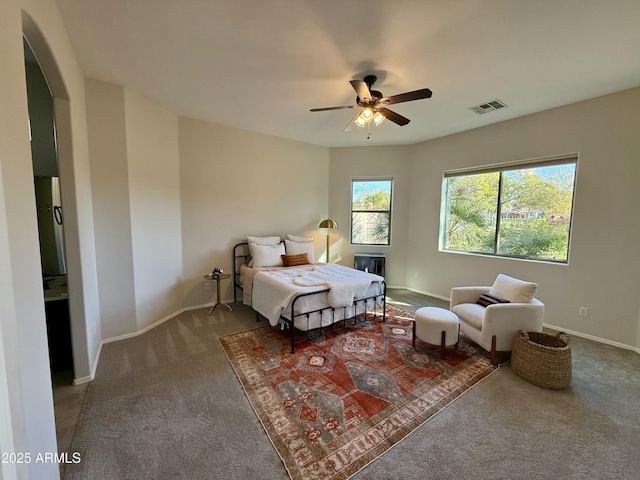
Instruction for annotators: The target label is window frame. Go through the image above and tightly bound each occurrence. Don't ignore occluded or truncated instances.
[439,155,578,264]
[350,177,393,247]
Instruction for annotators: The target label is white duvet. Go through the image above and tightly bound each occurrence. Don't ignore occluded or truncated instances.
[250,263,384,327]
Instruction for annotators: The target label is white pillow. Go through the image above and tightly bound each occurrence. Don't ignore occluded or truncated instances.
[246,236,281,265]
[250,242,285,268]
[489,274,538,303]
[286,233,313,243]
[285,238,315,263]
[247,235,281,251]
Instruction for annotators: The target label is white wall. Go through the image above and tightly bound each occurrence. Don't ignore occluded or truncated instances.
[125,90,183,331]
[86,82,183,338]
[405,87,640,349]
[328,146,411,287]
[86,79,137,339]
[179,118,330,307]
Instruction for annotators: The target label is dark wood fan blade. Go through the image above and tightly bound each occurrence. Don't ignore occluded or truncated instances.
[310,104,359,112]
[380,88,432,105]
[350,80,372,102]
[378,107,410,126]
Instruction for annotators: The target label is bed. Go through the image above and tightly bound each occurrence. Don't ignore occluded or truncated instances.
[232,239,386,353]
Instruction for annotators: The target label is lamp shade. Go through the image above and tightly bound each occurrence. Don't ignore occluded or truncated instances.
[318,219,338,229]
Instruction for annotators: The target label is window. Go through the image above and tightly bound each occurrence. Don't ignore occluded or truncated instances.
[351,179,393,245]
[440,157,577,263]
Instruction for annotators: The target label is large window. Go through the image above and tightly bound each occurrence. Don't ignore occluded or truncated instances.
[351,179,393,246]
[440,157,577,263]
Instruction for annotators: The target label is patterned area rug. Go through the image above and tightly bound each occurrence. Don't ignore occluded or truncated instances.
[219,305,496,480]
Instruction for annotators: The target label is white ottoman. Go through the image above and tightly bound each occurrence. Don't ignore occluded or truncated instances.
[413,307,460,358]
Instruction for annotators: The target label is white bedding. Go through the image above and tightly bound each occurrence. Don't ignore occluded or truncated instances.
[243,263,384,329]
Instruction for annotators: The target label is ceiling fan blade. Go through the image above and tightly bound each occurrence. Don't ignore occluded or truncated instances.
[380,88,432,105]
[310,104,358,112]
[343,111,362,132]
[378,107,410,126]
[350,80,372,102]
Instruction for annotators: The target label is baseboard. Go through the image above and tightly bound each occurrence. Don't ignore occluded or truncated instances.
[72,335,103,385]
[101,302,219,345]
[87,291,638,383]
[544,323,640,354]
[402,287,450,302]
[73,375,92,385]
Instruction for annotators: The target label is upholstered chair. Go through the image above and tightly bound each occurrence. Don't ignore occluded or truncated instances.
[450,274,544,365]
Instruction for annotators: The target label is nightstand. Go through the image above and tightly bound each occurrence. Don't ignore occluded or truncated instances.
[204,272,232,315]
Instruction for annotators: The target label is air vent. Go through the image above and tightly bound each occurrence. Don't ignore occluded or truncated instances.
[469,99,507,115]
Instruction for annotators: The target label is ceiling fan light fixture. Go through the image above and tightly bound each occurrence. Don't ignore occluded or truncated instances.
[354,114,367,128]
[354,106,379,128]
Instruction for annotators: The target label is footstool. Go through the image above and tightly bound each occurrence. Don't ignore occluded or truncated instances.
[413,307,460,358]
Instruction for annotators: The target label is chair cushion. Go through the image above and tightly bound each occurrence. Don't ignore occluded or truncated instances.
[451,303,485,330]
[489,274,538,303]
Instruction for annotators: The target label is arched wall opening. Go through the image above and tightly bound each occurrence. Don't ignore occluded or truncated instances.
[22,11,93,383]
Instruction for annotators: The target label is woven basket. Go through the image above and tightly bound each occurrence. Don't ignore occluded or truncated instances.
[511,330,572,389]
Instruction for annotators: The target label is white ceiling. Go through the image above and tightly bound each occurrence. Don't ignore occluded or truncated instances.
[54,0,640,147]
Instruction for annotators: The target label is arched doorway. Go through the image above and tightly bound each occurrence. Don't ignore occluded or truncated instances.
[21,13,94,385]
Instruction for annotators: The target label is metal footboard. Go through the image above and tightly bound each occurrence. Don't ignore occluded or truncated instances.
[282,281,386,354]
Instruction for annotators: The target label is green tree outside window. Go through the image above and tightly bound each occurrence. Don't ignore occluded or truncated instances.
[351,179,392,245]
[442,160,577,263]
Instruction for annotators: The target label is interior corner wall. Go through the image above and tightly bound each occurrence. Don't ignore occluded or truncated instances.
[124,90,183,332]
[406,87,640,349]
[327,146,411,287]
[178,117,330,308]
[85,79,137,339]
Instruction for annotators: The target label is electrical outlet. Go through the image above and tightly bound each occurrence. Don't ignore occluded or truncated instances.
[578,307,588,317]
[205,282,211,290]
[414,272,419,279]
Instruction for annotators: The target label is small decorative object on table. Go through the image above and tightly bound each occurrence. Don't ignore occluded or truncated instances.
[511,330,572,389]
[211,267,223,278]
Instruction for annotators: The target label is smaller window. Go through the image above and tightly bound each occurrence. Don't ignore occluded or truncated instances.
[351,179,392,246]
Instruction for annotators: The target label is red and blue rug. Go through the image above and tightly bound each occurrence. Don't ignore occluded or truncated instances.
[219,305,495,480]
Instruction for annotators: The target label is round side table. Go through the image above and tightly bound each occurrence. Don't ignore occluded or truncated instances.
[204,272,232,315]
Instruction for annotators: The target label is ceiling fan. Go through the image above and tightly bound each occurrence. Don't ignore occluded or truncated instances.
[310,75,432,132]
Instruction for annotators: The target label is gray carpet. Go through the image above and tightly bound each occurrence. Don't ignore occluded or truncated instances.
[63,290,640,479]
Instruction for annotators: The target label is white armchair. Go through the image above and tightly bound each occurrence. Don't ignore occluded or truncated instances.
[450,274,544,365]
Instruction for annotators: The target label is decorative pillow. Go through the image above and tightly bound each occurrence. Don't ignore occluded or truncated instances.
[286,233,313,243]
[477,293,510,307]
[285,238,315,263]
[247,235,281,250]
[250,242,285,268]
[489,274,538,303]
[281,253,311,267]
[246,236,281,266]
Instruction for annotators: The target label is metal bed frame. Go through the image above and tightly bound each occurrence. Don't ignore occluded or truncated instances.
[232,242,386,353]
